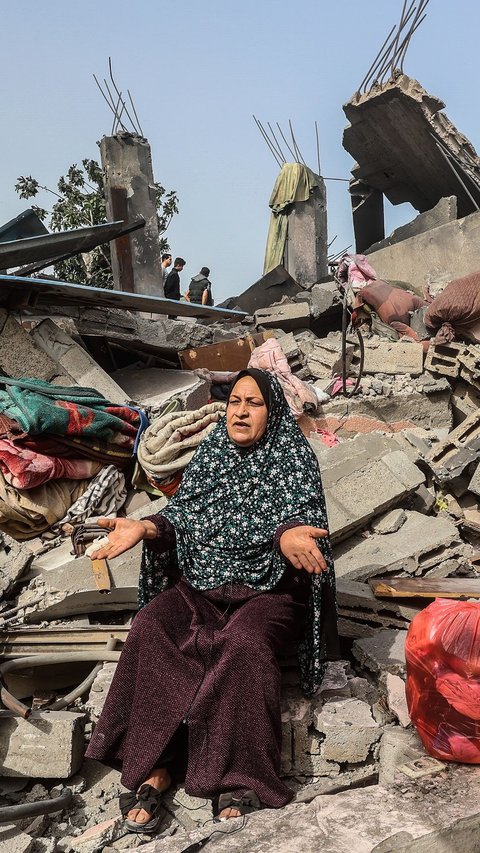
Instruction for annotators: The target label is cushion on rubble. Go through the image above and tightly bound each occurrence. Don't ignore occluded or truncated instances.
[425,271,480,344]
[354,281,426,326]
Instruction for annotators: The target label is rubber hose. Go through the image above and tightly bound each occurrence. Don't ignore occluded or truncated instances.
[0,787,72,823]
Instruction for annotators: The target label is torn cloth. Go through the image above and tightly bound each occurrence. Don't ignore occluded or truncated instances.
[264,163,320,274]
[0,438,102,490]
[248,338,318,419]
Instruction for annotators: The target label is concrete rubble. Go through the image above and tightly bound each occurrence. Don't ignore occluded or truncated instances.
[3,57,480,853]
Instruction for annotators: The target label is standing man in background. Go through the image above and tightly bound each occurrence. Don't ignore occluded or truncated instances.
[186,266,214,305]
[165,257,186,318]
[160,253,172,295]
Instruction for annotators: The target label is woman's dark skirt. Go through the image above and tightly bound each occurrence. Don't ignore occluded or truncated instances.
[86,573,309,808]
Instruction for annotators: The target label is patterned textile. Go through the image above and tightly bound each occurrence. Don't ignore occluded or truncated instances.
[0,376,142,448]
[139,371,338,696]
[248,338,318,419]
[136,403,226,485]
[337,253,377,288]
[0,438,102,490]
[52,464,127,531]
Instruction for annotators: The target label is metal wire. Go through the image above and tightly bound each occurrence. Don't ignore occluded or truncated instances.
[93,59,144,136]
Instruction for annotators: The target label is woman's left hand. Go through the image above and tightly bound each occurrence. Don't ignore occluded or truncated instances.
[279,525,328,574]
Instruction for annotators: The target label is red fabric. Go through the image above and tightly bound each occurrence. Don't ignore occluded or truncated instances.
[405,599,480,764]
[0,438,101,490]
[354,281,426,326]
[425,271,480,343]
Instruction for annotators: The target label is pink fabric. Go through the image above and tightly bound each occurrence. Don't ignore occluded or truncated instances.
[313,429,339,448]
[337,254,377,288]
[330,377,355,397]
[248,339,318,419]
[0,438,102,490]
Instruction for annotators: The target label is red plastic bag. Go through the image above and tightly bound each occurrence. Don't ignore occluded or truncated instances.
[405,598,480,763]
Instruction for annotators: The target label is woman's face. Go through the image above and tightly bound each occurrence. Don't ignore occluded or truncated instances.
[226,376,269,447]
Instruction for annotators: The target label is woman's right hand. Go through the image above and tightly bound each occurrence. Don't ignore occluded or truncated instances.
[88,517,157,561]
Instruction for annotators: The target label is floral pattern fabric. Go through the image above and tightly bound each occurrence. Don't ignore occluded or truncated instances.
[139,371,337,696]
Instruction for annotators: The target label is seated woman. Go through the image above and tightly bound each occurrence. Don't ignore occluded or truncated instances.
[86,368,339,833]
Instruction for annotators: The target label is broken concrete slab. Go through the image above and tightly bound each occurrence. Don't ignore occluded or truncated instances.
[385,673,410,728]
[361,340,424,376]
[254,299,310,332]
[0,824,34,853]
[366,196,458,254]
[144,765,480,853]
[311,381,452,435]
[468,463,480,499]
[313,697,382,763]
[110,367,210,414]
[334,511,461,582]
[343,74,480,219]
[30,319,127,404]
[378,727,428,786]
[0,310,69,384]
[427,409,480,483]
[20,544,142,621]
[219,265,302,315]
[0,711,85,778]
[305,337,354,379]
[310,434,424,542]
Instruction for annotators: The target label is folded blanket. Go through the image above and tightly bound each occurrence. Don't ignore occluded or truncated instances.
[248,339,318,419]
[52,465,127,532]
[0,376,142,449]
[136,403,226,483]
[0,438,102,490]
[0,473,88,540]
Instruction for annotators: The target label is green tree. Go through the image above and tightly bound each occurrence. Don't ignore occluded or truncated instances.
[15,159,179,289]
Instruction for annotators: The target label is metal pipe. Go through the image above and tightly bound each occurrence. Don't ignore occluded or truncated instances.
[0,788,72,824]
[435,141,480,211]
[0,651,121,718]
[47,638,117,711]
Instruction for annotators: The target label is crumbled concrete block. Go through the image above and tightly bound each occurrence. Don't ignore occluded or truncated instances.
[360,339,424,376]
[0,310,69,383]
[0,531,31,597]
[428,409,480,483]
[468,463,480,499]
[371,509,407,534]
[410,484,436,515]
[385,672,410,727]
[20,544,142,620]
[312,697,382,763]
[0,825,34,853]
[305,338,354,379]
[378,727,426,786]
[310,434,424,543]
[353,629,408,679]
[0,711,85,778]
[451,380,480,425]
[281,687,313,776]
[254,300,310,332]
[424,341,466,378]
[334,511,461,581]
[458,344,480,392]
[30,319,127,404]
[111,367,210,415]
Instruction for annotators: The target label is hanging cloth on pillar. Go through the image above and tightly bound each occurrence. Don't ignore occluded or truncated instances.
[263,163,320,275]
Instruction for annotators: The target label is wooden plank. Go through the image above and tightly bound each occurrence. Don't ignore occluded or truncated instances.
[369,577,480,599]
[178,332,274,372]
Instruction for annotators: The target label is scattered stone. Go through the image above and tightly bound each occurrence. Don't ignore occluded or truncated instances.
[254,299,310,332]
[353,629,408,680]
[312,697,382,763]
[371,509,407,534]
[385,672,410,727]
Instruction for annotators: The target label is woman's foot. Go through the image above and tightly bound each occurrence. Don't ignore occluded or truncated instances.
[215,790,261,821]
[127,767,171,825]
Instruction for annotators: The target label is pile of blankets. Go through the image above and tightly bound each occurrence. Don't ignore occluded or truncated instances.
[0,376,144,540]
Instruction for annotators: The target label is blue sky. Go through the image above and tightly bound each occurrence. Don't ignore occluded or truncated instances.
[1,0,479,301]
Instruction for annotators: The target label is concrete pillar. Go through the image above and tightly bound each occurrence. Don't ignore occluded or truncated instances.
[350,179,385,253]
[284,175,328,287]
[99,133,163,296]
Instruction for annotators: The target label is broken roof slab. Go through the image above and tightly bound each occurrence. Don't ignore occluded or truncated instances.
[343,74,480,218]
[0,274,246,321]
